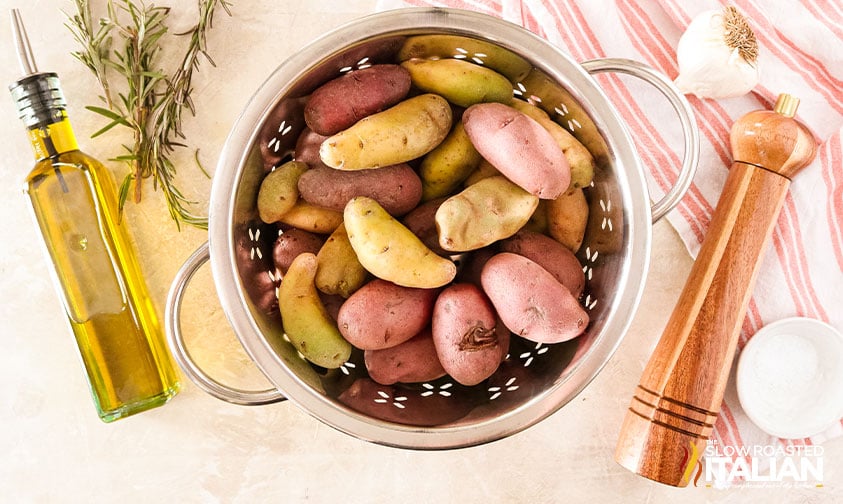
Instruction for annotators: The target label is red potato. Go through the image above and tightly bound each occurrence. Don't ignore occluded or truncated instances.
[337,279,438,350]
[432,283,507,386]
[365,329,446,385]
[294,127,332,169]
[455,246,497,287]
[400,197,449,256]
[481,253,588,344]
[272,228,325,274]
[319,292,345,322]
[462,102,571,199]
[238,238,281,318]
[304,64,412,136]
[500,230,585,297]
[297,164,422,216]
[258,96,307,170]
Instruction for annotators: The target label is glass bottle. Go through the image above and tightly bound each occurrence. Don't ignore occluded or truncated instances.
[9,10,180,422]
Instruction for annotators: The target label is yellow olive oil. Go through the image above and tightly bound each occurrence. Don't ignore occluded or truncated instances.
[10,11,180,422]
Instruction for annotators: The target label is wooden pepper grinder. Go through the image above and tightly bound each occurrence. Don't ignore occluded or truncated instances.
[614,94,817,487]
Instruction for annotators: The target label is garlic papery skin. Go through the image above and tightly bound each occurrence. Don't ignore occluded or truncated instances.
[674,7,760,99]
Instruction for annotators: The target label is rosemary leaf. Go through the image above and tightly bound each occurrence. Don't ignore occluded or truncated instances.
[117,172,132,221]
[86,104,130,124]
[89,119,127,138]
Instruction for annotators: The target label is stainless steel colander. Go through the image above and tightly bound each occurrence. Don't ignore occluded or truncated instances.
[164,7,699,449]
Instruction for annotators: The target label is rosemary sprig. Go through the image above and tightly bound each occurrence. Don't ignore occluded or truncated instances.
[65,0,116,109]
[66,0,232,229]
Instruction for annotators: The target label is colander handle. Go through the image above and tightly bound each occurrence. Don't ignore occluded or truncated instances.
[581,58,700,223]
[165,241,287,406]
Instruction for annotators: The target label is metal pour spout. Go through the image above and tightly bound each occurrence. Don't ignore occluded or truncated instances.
[8,8,67,129]
[11,8,38,76]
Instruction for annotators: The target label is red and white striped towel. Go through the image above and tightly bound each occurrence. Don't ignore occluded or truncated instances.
[377,0,843,484]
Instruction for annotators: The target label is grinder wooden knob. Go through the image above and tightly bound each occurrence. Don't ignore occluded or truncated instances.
[614,94,817,487]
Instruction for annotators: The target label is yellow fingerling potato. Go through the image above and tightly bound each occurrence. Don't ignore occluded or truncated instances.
[315,224,368,298]
[277,201,343,234]
[278,253,352,369]
[398,34,532,82]
[256,160,309,223]
[523,199,550,235]
[319,94,452,170]
[436,175,538,252]
[401,58,513,108]
[547,188,589,252]
[344,196,457,288]
[463,158,501,186]
[419,121,482,201]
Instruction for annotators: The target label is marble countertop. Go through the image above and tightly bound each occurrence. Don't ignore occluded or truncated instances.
[1,1,839,502]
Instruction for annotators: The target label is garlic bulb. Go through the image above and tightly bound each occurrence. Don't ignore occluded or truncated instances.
[674,6,760,99]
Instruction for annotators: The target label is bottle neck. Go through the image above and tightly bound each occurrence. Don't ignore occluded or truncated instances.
[27,111,79,161]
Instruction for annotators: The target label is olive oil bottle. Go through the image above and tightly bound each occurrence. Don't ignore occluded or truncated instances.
[9,9,180,422]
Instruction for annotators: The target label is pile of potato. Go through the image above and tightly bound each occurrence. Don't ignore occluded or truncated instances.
[257,35,595,387]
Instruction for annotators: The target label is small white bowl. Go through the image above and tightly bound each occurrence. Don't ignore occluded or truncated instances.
[736,317,843,439]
